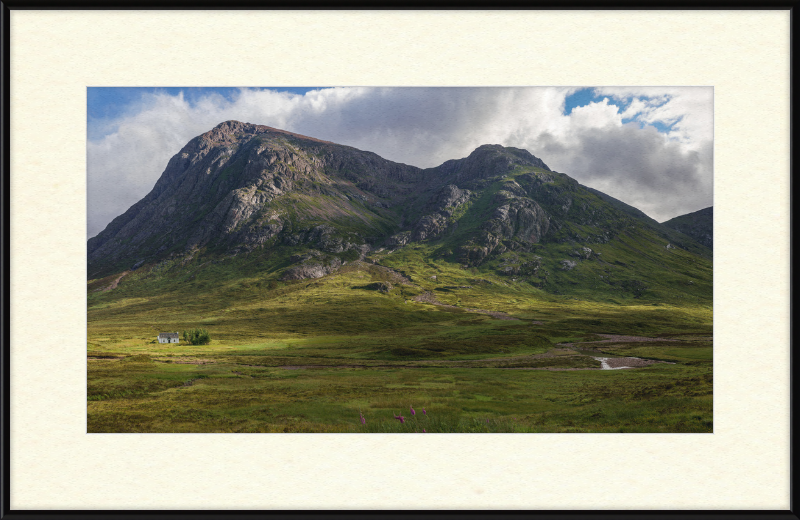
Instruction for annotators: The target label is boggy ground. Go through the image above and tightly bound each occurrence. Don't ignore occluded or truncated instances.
[87,253,712,433]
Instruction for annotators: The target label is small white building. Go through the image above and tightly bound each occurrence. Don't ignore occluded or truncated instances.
[158,332,180,344]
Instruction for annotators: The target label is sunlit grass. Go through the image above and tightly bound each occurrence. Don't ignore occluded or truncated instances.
[88,244,711,433]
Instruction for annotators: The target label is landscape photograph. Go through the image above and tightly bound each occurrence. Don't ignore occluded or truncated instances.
[87,86,713,433]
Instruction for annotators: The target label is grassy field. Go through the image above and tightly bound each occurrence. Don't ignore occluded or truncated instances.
[87,246,712,433]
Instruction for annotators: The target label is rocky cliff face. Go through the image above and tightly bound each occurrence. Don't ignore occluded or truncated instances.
[88,121,711,287]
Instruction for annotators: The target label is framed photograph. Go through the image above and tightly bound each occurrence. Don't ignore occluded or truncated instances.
[5,8,791,514]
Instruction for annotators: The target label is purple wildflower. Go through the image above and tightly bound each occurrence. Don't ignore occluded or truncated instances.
[410,405,415,416]
[422,408,426,415]
[360,413,366,425]
[422,429,426,433]
[394,415,405,424]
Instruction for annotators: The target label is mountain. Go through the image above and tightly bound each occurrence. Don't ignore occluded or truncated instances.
[88,121,424,277]
[584,187,712,259]
[661,207,713,250]
[88,121,712,302]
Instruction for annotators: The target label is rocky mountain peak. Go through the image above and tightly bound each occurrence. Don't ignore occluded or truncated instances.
[198,120,336,146]
[463,144,551,172]
[433,144,551,184]
[469,144,550,170]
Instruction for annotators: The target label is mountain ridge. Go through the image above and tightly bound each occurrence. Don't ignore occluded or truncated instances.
[88,121,712,303]
[88,121,560,277]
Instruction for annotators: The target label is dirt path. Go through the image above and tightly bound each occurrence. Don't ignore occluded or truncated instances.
[97,271,130,292]
[412,291,520,320]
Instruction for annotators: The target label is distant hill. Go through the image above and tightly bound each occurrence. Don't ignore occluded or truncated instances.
[661,207,713,250]
[584,187,712,258]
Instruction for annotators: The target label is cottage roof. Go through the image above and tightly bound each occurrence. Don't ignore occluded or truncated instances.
[158,332,179,339]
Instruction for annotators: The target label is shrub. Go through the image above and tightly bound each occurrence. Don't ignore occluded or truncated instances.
[182,328,211,345]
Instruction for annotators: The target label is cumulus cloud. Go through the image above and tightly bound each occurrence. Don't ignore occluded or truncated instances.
[87,87,712,237]
[595,86,714,149]
[537,124,712,220]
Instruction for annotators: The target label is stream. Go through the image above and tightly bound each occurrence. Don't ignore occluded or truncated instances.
[572,348,659,369]
[592,357,634,370]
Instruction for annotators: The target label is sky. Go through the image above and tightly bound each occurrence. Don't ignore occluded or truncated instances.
[87,87,713,238]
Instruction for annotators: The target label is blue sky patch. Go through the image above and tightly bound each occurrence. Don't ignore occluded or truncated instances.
[87,87,329,139]
[88,87,327,119]
[564,88,679,135]
[650,116,682,133]
[563,88,630,116]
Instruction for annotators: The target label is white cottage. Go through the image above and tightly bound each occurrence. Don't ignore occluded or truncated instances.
[158,332,180,344]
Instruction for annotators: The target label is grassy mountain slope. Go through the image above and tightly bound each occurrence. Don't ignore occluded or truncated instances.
[584,186,712,259]
[662,206,713,250]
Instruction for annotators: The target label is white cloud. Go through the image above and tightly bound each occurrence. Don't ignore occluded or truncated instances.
[87,87,713,237]
[567,98,623,129]
[537,123,712,221]
[596,86,714,150]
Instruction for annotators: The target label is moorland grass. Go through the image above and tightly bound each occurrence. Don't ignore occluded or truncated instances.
[88,247,712,433]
